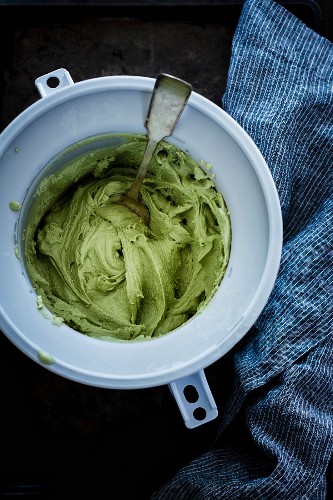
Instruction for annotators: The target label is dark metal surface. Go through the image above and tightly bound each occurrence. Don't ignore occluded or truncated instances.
[0,1,331,497]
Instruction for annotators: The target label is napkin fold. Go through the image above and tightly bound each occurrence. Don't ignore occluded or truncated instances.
[153,0,333,497]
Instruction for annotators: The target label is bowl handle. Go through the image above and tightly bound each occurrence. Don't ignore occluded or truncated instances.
[35,68,74,98]
[169,370,218,429]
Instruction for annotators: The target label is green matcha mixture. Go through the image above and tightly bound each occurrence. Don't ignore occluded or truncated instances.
[24,135,231,341]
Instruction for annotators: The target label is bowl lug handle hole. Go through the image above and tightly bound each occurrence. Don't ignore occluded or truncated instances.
[193,406,207,421]
[47,76,60,89]
[183,384,199,403]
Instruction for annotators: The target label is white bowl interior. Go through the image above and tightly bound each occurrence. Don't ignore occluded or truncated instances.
[0,76,282,388]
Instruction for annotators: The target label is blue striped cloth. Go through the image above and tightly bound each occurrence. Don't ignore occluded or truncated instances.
[152,0,333,498]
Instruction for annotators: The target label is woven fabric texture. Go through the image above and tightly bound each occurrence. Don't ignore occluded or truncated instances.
[152,0,333,498]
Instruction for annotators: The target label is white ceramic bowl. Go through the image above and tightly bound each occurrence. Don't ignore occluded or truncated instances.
[0,69,283,428]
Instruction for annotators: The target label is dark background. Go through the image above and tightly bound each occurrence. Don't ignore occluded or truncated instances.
[0,1,332,498]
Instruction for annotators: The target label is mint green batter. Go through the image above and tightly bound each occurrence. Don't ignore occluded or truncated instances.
[24,135,231,341]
